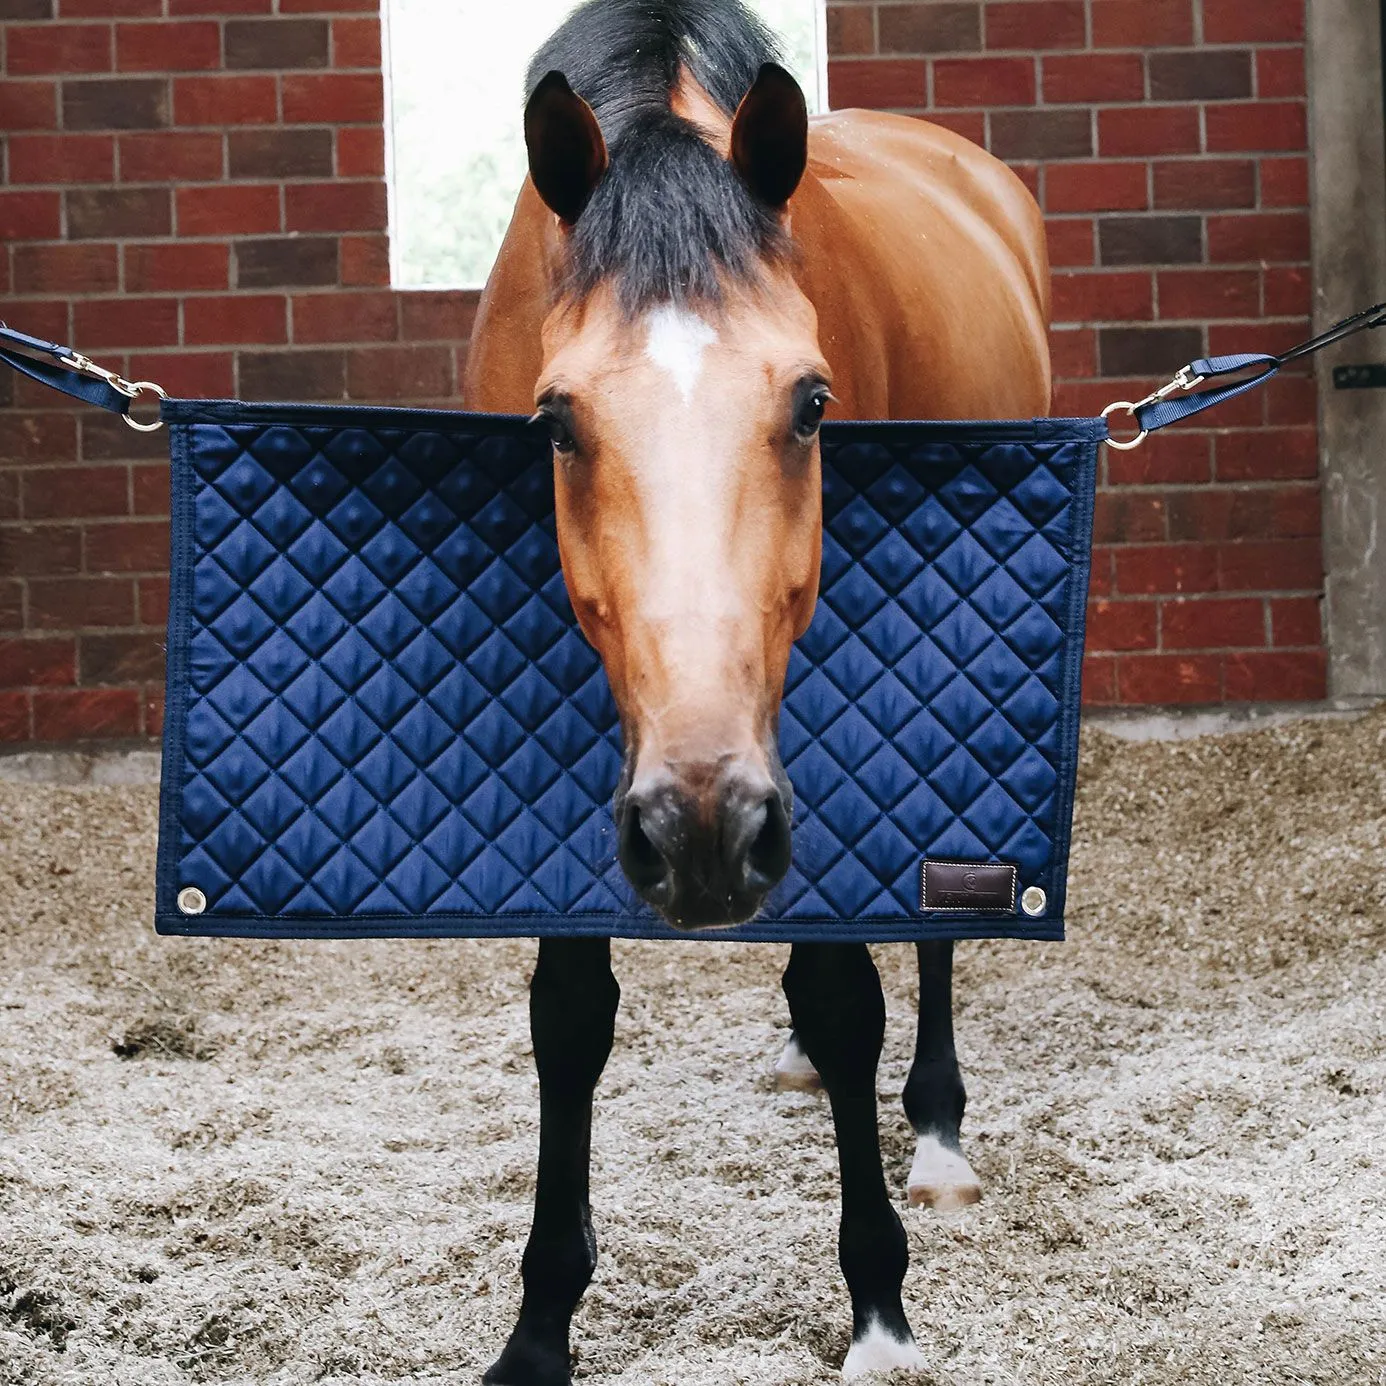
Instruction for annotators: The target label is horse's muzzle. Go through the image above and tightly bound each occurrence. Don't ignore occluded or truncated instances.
[616,770,792,929]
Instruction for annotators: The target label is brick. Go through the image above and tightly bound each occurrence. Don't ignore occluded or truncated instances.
[1264,370,1316,426]
[933,57,1035,107]
[80,631,164,682]
[924,111,987,144]
[1093,491,1166,543]
[1256,49,1305,100]
[1148,49,1252,101]
[0,582,22,630]
[347,346,453,400]
[1049,325,1096,379]
[130,351,233,399]
[285,182,386,232]
[1,0,54,16]
[130,464,167,514]
[138,575,169,624]
[1207,212,1309,264]
[1157,268,1260,320]
[283,72,384,124]
[229,129,334,179]
[340,234,389,286]
[1218,538,1321,592]
[0,694,32,743]
[177,184,281,236]
[0,80,58,131]
[1086,599,1158,652]
[332,17,381,67]
[1262,267,1312,317]
[173,75,277,126]
[877,3,980,53]
[0,638,75,686]
[119,130,223,181]
[1099,325,1203,376]
[399,291,479,341]
[0,414,78,464]
[8,23,112,74]
[1215,428,1318,482]
[124,241,229,292]
[0,301,68,345]
[827,58,927,109]
[1260,156,1308,209]
[115,19,220,71]
[235,236,338,288]
[169,0,268,12]
[1012,163,1041,199]
[1161,597,1265,649]
[144,690,164,737]
[66,186,170,239]
[1269,597,1320,647]
[991,109,1091,160]
[1224,651,1324,701]
[1042,53,1145,104]
[337,128,385,178]
[292,291,397,343]
[1206,102,1306,153]
[826,5,874,56]
[28,577,134,630]
[1114,543,1219,595]
[1098,106,1201,157]
[184,294,287,346]
[1152,158,1256,210]
[239,349,345,400]
[84,519,169,573]
[279,0,375,12]
[6,133,114,185]
[0,475,18,520]
[1116,653,1222,704]
[1203,0,1304,44]
[60,0,160,14]
[72,297,180,348]
[0,527,82,577]
[1100,216,1203,267]
[64,77,169,130]
[1045,217,1095,267]
[225,18,329,69]
[1052,270,1153,323]
[1092,0,1192,46]
[1081,654,1117,704]
[984,1,1084,49]
[0,191,62,240]
[80,413,166,462]
[32,688,141,740]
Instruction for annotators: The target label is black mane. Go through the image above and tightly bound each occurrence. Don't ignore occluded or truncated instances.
[526,0,791,313]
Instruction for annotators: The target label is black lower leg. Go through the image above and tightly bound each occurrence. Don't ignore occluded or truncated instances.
[902,940,966,1148]
[783,943,914,1347]
[484,938,619,1386]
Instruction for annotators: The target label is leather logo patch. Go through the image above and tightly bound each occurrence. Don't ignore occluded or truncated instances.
[921,860,1017,913]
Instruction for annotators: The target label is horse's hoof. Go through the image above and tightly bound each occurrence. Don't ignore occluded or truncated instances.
[906,1133,982,1210]
[482,1336,571,1386]
[841,1318,928,1380]
[774,1036,823,1091]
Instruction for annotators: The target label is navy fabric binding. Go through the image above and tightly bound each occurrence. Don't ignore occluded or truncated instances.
[0,322,136,417]
[151,401,1103,944]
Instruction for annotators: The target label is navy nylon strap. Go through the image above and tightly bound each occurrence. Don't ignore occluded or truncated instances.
[1133,302,1386,433]
[0,322,134,416]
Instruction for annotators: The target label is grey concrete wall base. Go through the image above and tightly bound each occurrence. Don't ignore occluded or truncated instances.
[1310,1,1386,697]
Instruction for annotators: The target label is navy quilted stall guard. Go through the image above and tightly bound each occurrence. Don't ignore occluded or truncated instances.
[150,400,1103,945]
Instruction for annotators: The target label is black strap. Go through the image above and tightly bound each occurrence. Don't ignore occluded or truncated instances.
[0,321,135,416]
[1134,301,1386,433]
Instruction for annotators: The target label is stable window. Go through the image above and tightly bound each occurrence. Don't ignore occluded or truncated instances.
[384,1,826,289]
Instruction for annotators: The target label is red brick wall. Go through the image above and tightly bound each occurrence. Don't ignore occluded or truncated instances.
[0,0,1319,744]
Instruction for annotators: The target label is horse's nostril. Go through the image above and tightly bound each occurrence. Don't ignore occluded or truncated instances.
[741,792,791,893]
[618,802,670,894]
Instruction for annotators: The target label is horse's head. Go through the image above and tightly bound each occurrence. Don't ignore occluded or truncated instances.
[524,65,826,929]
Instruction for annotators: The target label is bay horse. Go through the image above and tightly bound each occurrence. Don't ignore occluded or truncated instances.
[463,1,1050,1378]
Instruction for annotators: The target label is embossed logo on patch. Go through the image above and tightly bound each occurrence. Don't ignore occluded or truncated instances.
[921,860,1018,913]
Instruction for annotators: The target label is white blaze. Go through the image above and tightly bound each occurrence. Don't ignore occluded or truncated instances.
[644,303,717,403]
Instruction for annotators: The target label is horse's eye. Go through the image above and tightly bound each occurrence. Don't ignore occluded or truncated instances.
[793,383,831,439]
[533,406,577,454]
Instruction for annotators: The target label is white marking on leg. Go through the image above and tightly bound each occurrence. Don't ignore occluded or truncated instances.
[773,1034,823,1091]
[907,1133,982,1211]
[842,1316,927,1380]
[644,303,717,404]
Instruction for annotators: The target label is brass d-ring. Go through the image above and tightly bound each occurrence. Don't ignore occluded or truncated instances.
[1101,400,1148,451]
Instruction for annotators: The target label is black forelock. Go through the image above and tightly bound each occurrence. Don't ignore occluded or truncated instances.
[525,0,791,314]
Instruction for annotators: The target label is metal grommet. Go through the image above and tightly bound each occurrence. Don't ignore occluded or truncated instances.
[177,886,207,916]
[1021,886,1047,917]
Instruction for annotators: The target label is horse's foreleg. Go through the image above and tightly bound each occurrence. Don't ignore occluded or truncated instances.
[783,942,925,1381]
[902,941,981,1210]
[483,937,619,1386]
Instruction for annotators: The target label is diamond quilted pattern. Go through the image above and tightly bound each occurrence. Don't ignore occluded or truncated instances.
[155,405,1101,944]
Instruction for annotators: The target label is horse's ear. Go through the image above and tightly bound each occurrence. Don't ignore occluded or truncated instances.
[525,70,608,227]
[729,63,808,210]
